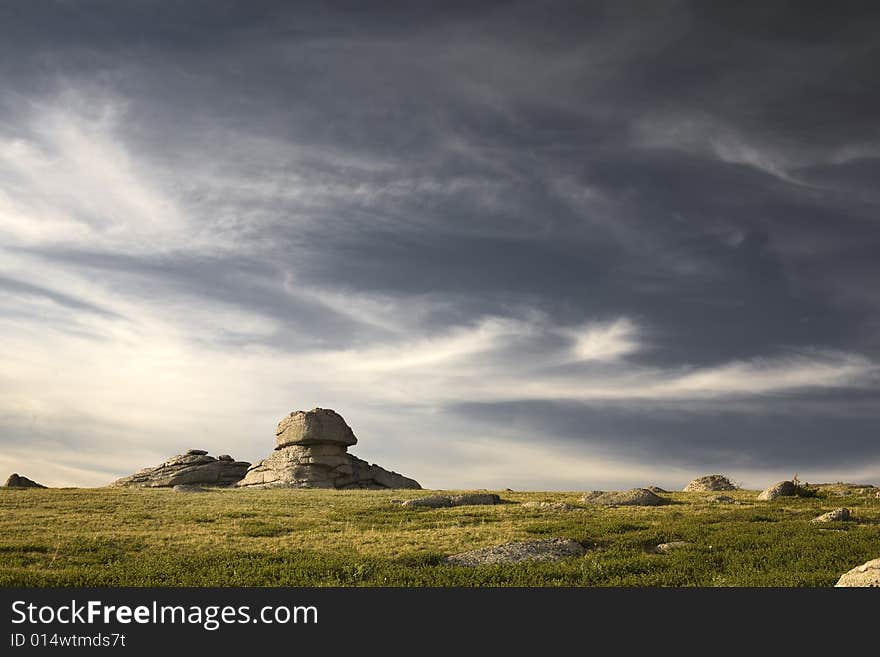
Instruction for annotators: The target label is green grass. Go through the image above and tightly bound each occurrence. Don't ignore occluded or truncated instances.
[1,487,878,586]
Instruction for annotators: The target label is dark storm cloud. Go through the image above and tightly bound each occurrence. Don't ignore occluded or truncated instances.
[2,1,879,483]
[452,397,880,472]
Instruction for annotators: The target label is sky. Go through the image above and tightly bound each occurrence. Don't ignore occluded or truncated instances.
[1,1,879,490]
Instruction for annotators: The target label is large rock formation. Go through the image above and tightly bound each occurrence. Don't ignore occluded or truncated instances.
[110,450,250,488]
[3,473,46,488]
[683,475,738,492]
[237,408,421,490]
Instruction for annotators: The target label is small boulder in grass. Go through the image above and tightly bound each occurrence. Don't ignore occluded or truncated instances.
[655,541,690,553]
[811,508,850,523]
[401,493,501,508]
[582,488,665,506]
[522,501,580,512]
[445,538,585,566]
[835,558,880,587]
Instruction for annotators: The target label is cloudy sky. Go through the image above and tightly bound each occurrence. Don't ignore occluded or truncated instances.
[1,1,879,490]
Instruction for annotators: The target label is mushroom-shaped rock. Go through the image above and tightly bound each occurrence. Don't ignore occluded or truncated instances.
[238,408,421,490]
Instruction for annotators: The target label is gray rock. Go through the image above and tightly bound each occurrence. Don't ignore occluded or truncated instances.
[401,493,500,508]
[707,494,737,504]
[238,408,420,490]
[522,501,580,511]
[757,480,798,500]
[647,486,669,493]
[217,454,233,462]
[811,508,850,523]
[3,473,46,488]
[835,558,880,587]
[110,452,250,488]
[445,538,585,566]
[655,541,690,553]
[683,475,738,492]
[582,488,665,506]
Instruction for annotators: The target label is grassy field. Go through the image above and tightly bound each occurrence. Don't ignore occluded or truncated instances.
[1,486,878,586]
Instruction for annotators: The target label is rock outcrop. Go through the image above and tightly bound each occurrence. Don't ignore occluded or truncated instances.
[3,473,46,488]
[757,480,797,500]
[582,488,666,506]
[683,475,738,492]
[237,408,421,490]
[445,538,585,566]
[835,558,880,587]
[111,449,250,488]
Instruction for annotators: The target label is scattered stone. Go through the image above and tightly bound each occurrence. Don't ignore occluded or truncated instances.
[522,501,579,511]
[707,495,737,504]
[757,480,798,500]
[655,541,690,553]
[173,484,209,493]
[401,493,500,508]
[647,486,669,494]
[217,455,233,462]
[582,488,665,506]
[445,538,585,566]
[3,473,46,488]
[111,451,250,488]
[237,408,421,490]
[683,475,738,492]
[835,558,880,587]
[811,508,850,523]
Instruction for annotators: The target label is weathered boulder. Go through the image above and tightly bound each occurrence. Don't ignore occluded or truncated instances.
[3,473,46,488]
[445,538,585,566]
[757,480,797,500]
[811,508,850,523]
[238,408,420,490]
[582,488,665,506]
[111,451,250,488]
[401,493,500,508]
[683,475,738,492]
[275,408,358,448]
[835,558,880,587]
[647,486,669,494]
[707,494,737,504]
